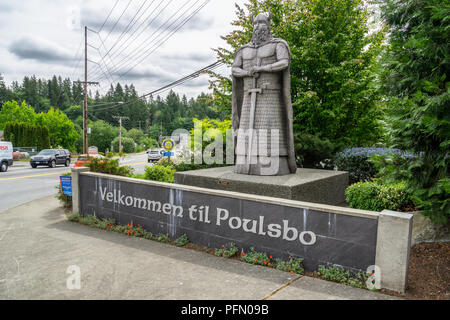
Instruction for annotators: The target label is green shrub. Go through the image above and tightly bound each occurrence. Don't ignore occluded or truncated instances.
[87,156,134,177]
[144,165,175,183]
[345,180,416,212]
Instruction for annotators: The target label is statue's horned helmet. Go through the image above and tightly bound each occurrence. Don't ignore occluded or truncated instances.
[251,9,272,26]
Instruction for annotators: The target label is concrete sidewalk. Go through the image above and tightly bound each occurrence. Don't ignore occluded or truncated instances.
[0,195,399,300]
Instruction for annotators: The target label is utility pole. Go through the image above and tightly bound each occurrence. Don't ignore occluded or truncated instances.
[84,26,88,155]
[74,26,98,154]
[113,116,129,153]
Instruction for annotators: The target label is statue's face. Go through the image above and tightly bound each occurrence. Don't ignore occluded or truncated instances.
[252,15,271,45]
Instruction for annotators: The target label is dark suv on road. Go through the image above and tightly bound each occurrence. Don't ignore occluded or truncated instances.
[30,149,71,168]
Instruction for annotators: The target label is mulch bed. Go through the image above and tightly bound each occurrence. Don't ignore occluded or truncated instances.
[381,242,450,300]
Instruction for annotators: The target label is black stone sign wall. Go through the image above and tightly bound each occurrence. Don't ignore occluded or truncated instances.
[79,174,378,272]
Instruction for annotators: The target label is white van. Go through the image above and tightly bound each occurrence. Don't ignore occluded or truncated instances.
[0,141,13,172]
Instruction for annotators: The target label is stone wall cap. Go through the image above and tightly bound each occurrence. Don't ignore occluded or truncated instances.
[72,167,90,172]
[380,209,414,220]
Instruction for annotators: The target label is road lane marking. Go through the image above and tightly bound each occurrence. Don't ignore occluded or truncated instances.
[0,161,148,181]
[0,171,69,181]
[120,161,148,166]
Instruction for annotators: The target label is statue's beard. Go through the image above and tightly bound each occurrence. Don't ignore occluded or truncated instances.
[252,27,272,45]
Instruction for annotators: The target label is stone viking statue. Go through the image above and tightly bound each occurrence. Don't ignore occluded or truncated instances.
[232,11,297,176]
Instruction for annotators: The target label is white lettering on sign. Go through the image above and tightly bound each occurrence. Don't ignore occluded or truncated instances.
[98,187,316,245]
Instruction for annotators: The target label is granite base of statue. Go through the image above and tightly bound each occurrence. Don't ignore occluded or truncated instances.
[176,12,348,205]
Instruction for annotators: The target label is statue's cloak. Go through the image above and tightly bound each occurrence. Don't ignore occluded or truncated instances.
[231,38,297,174]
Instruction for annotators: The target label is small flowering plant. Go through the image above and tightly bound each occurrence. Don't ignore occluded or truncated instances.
[275,256,304,275]
[214,242,239,258]
[154,233,171,243]
[67,213,155,240]
[175,234,190,247]
[315,265,371,290]
[240,247,273,266]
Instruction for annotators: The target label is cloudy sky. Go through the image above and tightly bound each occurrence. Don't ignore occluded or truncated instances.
[0,0,248,98]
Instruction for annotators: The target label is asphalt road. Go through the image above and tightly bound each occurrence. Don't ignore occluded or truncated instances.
[0,153,151,212]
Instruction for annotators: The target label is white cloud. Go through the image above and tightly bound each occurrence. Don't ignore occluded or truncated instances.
[0,0,247,98]
[9,35,74,64]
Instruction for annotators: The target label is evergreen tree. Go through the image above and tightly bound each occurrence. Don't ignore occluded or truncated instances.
[378,0,450,222]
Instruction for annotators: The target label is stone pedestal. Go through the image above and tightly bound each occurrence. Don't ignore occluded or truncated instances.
[174,166,349,205]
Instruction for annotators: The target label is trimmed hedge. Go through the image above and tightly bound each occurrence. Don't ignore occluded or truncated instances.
[345,180,416,212]
[3,121,50,150]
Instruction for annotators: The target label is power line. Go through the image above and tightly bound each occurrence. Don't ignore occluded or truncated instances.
[91,0,195,82]
[87,57,114,84]
[103,0,133,43]
[88,43,116,83]
[95,0,200,81]
[89,0,170,81]
[113,0,210,81]
[92,0,208,83]
[91,61,223,113]
[88,0,155,80]
[88,31,120,84]
[102,0,151,59]
[88,101,124,108]
[106,0,174,62]
[69,35,84,79]
[98,0,120,33]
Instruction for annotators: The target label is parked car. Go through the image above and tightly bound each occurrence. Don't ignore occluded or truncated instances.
[30,149,71,168]
[61,149,71,159]
[0,141,13,172]
[147,149,164,163]
[74,153,105,168]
